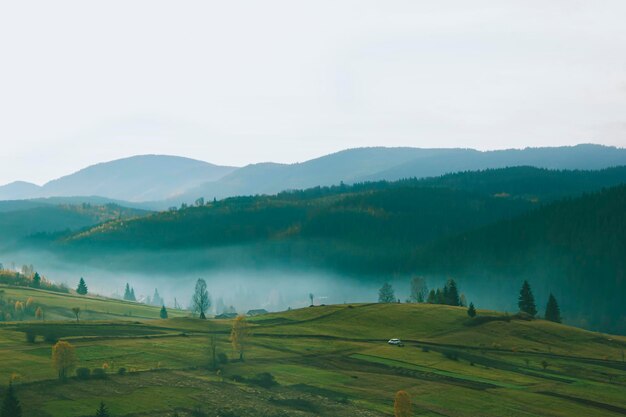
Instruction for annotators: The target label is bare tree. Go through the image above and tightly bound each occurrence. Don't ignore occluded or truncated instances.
[71,307,81,323]
[192,279,211,319]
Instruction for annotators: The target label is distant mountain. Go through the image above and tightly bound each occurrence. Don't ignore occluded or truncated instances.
[173,144,626,205]
[0,181,42,200]
[0,155,237,202]
[58,165,626,256]
[2,144,625,207]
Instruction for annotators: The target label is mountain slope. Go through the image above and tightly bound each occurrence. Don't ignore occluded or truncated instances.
[0,203,149,246]
[412,185,626,334]
[175,144,626,204]
[0,181,42,200]
[41,155,236,202]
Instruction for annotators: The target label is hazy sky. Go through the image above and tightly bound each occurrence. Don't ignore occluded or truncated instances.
[1,1,625,185]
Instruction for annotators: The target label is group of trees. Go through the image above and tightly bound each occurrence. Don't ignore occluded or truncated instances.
[378,277,561,324]
[0,293,43,322]
[0,268,68,294]
[518,280,561,323]
[123,284,136,301]
[425,279,465,307]
[379,277,467,307]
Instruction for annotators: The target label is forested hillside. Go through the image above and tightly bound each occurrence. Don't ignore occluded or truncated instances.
[411,185,626,334]
[0,203,148,246]
[13,166,626,334]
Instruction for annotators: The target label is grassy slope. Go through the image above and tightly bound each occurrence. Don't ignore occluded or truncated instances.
[1,296,625,417]
[0,285,187,321]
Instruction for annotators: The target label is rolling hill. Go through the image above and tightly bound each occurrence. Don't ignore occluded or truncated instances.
[3,145,626,207]
[172,144,626,205]
[43,167,626,334]
[0,155,237,202]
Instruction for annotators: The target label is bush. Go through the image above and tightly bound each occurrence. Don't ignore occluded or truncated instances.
[249,372,278,388]
[443,351,459,361]
[217,352,229,364]
[25,329,36,343]
[117,367,127,375]
[421,346,430,353]
[43,332,59,344]
[91,368,107,379]
[76,367,91,380]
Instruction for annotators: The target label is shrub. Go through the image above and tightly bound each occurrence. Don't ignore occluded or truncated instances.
[76,367,91,380]
[443,351,459,361]
[43,332,59,343]
[25,329,36,343]
[421,346,430,353]
[92,368,107,379]
[217,352,229,364]
[117,367,127,375]
[249,372,278,388]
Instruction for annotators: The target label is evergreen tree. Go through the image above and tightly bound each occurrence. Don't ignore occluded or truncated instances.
[32,272,41,288]
[518,280,537,316]
[1,383,22,417]
[444,278,460,306]
[435,288,444,304]
[123,283,130,300]
[152,289,162,306]
[378,282,395,303]
[95,401,110,417]
[426,289,436,304]
[544,293,561,323]
[467,302,477,318]
[160,305,168,319]
[459,293,467,307]
[130,288,136,302]
[76,278,88,295]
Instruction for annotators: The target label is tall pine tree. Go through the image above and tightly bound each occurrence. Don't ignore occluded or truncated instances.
[444,279,460,306]
[1,383,22,417]
[544,293,562,323]
[518,280,537,316]
[124,283,131,300]
[76,278,88,295]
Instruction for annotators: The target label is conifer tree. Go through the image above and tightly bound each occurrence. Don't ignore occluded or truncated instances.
[160,305,168,319]
[32,272,41,288]
[518,280,537,316]
[544,293,561,323]
[378,282,395,303]
[444,278,460,306]
[95,401,110,417]
[76,278,88,295]
[1,383,22,417]
[435,288,444,304]
[467,302,477,317]
[130,288,136,301]
[426,289,436,304]
[123,283,131,300]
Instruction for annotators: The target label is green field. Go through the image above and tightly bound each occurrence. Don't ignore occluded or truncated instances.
[1,290,625,416]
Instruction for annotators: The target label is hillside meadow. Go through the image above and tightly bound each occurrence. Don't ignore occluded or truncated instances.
[0,291,625,417]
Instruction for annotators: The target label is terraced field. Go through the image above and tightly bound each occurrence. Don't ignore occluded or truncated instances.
[0,296,625,416]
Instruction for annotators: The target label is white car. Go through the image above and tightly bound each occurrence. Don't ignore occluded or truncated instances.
[387,338,402,345]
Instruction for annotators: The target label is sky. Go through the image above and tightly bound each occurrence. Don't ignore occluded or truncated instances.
[1,1,625,185]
